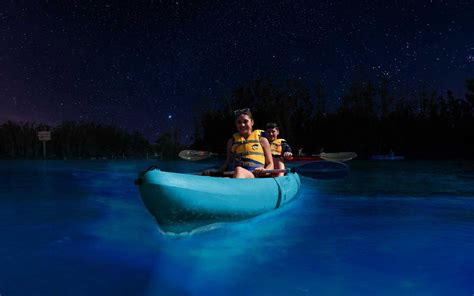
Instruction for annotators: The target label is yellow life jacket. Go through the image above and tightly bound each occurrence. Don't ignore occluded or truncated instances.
[230,129,265,167]
[270,138,286,156]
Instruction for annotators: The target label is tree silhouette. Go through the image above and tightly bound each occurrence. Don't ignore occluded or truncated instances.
[1,77,473,160]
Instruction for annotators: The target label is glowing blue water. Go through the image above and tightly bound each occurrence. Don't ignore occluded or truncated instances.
[1,160,473,295]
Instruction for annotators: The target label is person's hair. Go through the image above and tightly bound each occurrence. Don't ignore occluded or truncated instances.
[265,122,279,130]
[233,108,253,120]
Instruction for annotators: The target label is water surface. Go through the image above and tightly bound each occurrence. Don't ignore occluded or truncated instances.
[1,160,473,295]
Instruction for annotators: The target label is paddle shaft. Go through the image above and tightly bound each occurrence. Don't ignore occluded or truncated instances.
[180,149,356,162]
[205,160,349,179]
[223,169,287,176]
[206,169,288,177]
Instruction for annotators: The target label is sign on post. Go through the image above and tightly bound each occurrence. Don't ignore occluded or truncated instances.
[38,131,51,141]
[37,131,51,158]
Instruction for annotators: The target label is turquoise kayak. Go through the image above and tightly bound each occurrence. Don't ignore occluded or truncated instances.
[135,166,301,233]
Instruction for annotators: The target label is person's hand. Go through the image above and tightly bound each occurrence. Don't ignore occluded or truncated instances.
[253,167,265,176]
[283,152,293,160]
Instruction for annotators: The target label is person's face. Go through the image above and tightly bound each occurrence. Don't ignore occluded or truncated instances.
[235,114,254,136]
[266,128,279,141]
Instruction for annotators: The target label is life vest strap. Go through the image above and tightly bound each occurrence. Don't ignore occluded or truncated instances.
[234,151,265,157]
[235,157,265,166]
[232,139,260,147]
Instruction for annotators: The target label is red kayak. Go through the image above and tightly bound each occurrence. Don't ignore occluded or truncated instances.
[287,155,322,162]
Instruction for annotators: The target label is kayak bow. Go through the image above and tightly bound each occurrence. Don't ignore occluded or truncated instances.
[135,167,301,233]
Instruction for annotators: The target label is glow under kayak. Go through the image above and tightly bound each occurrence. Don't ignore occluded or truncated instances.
[135,167,301,233]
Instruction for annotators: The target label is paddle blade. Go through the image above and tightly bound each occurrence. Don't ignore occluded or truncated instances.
[296,160,349,179]
[320,152,357,162]
[178,150,212,161]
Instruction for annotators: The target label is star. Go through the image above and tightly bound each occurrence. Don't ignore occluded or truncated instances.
[0,0,471,143]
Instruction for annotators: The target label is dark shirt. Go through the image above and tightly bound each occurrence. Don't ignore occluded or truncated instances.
[281,141,292,154]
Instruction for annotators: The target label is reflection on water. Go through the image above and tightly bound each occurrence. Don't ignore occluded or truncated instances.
[0,160,473,295]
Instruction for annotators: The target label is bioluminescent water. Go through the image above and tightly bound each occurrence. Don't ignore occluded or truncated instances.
[1,160,473,295]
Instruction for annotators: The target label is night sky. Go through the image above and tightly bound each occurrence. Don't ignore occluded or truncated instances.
[2,1,473,141]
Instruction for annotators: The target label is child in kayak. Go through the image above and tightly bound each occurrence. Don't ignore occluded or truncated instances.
[205,108,274,178]
[264,122,293,176]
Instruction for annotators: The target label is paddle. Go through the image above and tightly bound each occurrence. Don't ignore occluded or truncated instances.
[320,152,357,162]
[207,160,349,180]
[178,150,219,161]
[179,149,357,162]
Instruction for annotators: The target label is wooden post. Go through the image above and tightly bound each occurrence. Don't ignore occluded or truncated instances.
[38,131,51,159]
[43,140,46,159]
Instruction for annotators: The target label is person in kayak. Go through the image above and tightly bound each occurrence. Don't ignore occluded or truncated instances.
[264,122,293,176]
[206,108,274,178]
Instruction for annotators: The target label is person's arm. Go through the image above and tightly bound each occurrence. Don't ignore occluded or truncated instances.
[259,137,274,170]
[281,140,293,160]
[281,141,292,153]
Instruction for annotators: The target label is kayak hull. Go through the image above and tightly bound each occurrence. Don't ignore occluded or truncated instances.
[136,168,301,233]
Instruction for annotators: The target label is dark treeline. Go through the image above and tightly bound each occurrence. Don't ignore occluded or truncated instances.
[193,77,474,159]
[2,78,473,160]
[0,121,184,159]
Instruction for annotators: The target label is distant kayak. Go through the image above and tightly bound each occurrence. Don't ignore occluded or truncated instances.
[371,155,405,160]
[135,167,301,233]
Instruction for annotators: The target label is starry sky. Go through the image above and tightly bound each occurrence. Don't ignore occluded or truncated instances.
[1,0,473,141]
